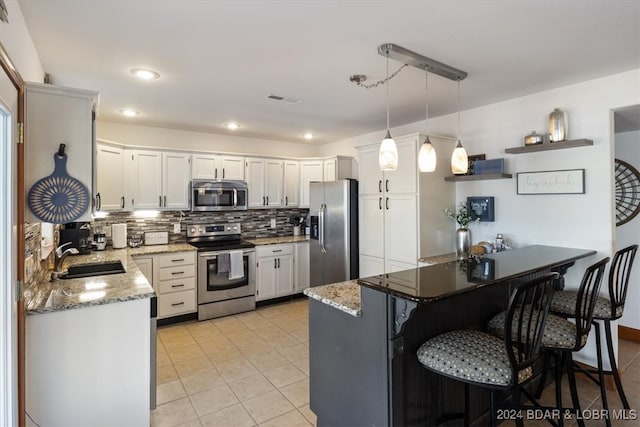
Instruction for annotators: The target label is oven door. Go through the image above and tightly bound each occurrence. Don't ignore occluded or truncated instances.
[198,250,255,304]
[191,180,248,211]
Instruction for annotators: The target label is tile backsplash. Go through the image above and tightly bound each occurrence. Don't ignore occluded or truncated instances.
[91,208,309,244]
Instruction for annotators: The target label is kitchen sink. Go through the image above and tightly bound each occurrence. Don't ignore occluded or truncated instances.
[61,261,126,279]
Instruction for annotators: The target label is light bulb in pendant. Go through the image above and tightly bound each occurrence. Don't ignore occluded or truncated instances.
[451,139,468,174]
[379,130,398,171]
[418,135,437,172]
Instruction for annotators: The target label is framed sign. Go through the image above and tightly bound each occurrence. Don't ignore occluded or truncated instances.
[517,169,585,195]
[467,196,495,221]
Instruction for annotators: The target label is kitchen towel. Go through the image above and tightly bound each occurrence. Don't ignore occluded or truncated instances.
[217,254,230,276]
[229,250,244,280]
[112,224,127,249]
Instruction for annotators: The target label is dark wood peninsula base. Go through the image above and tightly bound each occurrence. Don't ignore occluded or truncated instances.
[308,245,596,426]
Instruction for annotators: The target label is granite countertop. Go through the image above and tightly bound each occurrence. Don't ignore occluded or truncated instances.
[304,280,361,317]
[26,243,196,316]
[246,235,310,246]
[418,252,457,265]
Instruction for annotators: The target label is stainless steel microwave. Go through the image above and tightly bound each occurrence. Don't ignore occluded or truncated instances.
[191,180,248,211]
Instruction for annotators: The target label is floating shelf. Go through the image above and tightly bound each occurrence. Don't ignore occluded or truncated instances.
[444,173,512,182]
[504,139,593,154]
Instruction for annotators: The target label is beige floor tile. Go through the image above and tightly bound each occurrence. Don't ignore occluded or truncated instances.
[256,306,285,319]
[151,396,198,427]
[175,419,202,427]
[157,379,187,406]
[290,327,309,343]
[173,354,214,378]
[242,389,295,424]
[180,367,225,395]
[248,350,290,372]
[258,409,312,427]
[157,349,173,368]
[189,384,240,417]
[297,404,317,425]
[168,343,206,364]
[206,346,245,366]
[158,324,189,338]
[239,343,277,360]
[217,357,260,383]
[163,334,198,351]
[263,363,306,388]
[228,373,276,402]
[158,364,179,384]
[199,403,256,427]
[292,358,309,376]
[278,343,309,363]
[198,335,235,354]
[279,378,310,408]
[267,333,301,348]
[253,325,288,341]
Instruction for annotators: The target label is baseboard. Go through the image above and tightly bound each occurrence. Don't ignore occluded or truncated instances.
[619,325,640,343]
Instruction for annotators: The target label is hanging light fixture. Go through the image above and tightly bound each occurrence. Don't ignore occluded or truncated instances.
[451,79,469,174]
[418,69,437,172]
[378,45,398,171]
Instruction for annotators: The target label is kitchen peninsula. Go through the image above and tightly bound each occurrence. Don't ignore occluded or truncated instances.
[306,245,596,426]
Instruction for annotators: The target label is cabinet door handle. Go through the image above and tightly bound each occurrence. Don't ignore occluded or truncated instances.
[263,196,266,205]
[222,168,225,179]
[171,302,185,307]
[171,284,185,288]
[379,197,382,210]
[385,179,389,192]
[266,196,269,205]
[378,180,382,193]
[159,196,162,207]
[171,259,184,262]
[274,259,277,269]
[215,167,218,179]
[120,196,125,209]
[95,193,101,211]
[171,271,185,275]
[285,196,288,206]
[163,195,167,207]
[386,197,389,210]
[277,258,280,268]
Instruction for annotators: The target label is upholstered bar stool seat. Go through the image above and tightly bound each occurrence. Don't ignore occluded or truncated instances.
[551,290,623,319]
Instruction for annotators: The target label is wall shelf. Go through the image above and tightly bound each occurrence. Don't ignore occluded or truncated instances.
[504,139,593,154]
[444,173,512,182]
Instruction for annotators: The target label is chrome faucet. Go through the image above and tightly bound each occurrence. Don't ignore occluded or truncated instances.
[51,242,79,281]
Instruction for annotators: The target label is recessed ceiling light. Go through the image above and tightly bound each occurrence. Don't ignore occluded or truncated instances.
[224,122,242,130]
[119,109,139,117]
[130,68,160,80]
[303,132,314,140]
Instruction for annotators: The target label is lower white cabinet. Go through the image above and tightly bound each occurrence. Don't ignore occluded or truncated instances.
[134,251,197,319]
[359,254,385,278]
[256,244,293,301]
[294,242,310,293]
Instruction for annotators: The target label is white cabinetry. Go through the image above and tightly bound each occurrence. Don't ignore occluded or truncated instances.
[96,143,126,211]
[283,160,300,207]
[245,157,284,208]
[156,252,197,319]
[192,154,244,180]
[299,156,353,207]
[358,133,454,274]
[25,82,98,223]
[256,244,294,301]
[134,257,153,285]
[294,241,310,293]
[127,150,191,210]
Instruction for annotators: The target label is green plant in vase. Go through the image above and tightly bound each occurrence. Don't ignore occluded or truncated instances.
[444,203,479,259]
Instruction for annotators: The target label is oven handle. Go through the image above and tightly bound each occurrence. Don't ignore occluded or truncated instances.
[198,250,255,258]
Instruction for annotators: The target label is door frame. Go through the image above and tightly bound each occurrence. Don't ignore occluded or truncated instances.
[0,41,25,427]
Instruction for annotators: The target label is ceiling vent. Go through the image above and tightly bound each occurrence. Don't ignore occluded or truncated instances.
[267,94,301,104]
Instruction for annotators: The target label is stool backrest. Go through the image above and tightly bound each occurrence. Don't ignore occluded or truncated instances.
[504,272,558,381]
[573,257,609,348]
[608,245,638,319]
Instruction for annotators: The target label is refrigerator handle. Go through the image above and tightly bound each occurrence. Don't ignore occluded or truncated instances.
[319,203,327,254]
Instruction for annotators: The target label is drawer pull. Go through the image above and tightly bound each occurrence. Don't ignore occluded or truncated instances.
[171,284,185,288]
[171,271,185,275]
[171,259,185,262]
[272,249,282,253]
[171,302,185,307]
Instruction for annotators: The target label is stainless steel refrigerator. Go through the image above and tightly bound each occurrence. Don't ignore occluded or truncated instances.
[309,179,359,287]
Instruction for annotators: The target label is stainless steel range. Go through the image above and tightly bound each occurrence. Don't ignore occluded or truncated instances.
[187,223,256,320]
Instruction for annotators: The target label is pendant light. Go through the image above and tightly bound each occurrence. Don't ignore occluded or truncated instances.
[451,79,468,174]
[418,70,437,172]
[378,46,398,171]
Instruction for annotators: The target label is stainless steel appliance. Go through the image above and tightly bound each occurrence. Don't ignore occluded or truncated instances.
[187,223,256,320]
[59,223,91,255]
[191,180,248,211]
[309,179,359,286]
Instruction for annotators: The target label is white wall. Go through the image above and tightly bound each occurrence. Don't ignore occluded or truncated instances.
[614,129,640,329]
[97,121,321,158]
[0,1,44,82]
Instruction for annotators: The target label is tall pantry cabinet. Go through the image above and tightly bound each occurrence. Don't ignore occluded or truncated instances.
[358,133,455,277]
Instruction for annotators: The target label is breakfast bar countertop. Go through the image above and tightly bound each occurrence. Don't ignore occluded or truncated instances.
[26,243,196,316]
[304,280,361,317]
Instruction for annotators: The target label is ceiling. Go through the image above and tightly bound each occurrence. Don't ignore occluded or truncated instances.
[17,0,640,144]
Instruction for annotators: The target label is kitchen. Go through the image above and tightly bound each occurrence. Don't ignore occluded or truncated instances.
[1,1,640,426]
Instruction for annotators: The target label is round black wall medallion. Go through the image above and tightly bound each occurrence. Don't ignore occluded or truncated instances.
[615,159,640,226]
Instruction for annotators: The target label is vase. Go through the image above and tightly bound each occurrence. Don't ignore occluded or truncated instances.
[456,228,471,259]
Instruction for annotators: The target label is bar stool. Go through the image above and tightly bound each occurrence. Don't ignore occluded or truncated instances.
[550,245,637,426]
[417,273,557,427]
[489,257,609,427]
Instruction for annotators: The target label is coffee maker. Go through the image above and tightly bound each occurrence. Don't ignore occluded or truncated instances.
[59,222,92,255]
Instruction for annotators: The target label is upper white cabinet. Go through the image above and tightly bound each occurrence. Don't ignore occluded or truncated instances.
[245,157,284,208]
[25,83,98,223]
[283,160,300,207]
[299,157,353,207]
[358,133,454,273]
[96,143,126,211]
[127,150,191,210]
[192,154,244,180]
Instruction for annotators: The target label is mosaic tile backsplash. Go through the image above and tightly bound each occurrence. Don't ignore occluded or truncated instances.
[91,208,309,244]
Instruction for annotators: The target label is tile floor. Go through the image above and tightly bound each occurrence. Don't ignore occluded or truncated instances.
[153,298,640,427]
